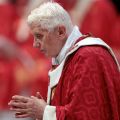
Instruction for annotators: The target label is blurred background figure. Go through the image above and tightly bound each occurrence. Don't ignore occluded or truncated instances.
[0,0,50,120]
[10,0,50,99]
[0,1,20,119]
[110,0,120,64]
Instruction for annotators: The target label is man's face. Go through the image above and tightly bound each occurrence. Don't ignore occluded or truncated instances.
[31,25,66,57]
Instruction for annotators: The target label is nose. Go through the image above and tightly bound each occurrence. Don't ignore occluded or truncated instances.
[33,38,41,48]
[33,41,41,48]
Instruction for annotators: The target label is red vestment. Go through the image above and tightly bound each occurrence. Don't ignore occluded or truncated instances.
[51,40,120,119]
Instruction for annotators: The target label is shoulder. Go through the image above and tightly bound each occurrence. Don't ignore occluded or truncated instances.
[67,45,115,67]
[73,45,109,59]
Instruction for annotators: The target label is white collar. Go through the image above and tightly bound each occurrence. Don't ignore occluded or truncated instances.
[52,26,82,65]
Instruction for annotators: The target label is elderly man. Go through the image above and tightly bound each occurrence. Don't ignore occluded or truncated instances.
[9,2,120,120]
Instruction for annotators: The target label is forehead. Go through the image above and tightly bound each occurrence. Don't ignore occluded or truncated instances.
[30,24,48,35]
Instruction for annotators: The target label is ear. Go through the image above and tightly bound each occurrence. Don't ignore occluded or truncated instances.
[57,25,67,39]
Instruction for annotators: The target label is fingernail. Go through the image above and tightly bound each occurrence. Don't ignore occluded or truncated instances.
[12,96,15,98]
[31,96,34,98]
[8,102,11,105]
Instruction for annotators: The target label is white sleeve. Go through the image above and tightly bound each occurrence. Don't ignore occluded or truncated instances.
[43,105,57,120]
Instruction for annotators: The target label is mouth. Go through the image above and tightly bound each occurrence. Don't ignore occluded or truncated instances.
[40,49,46,54]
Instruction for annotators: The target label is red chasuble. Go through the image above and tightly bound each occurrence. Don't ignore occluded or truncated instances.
[51,43,120,119]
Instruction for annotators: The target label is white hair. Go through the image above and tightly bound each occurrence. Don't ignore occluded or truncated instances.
[27,2,73,35]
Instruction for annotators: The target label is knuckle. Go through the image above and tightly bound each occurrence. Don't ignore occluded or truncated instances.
[27,100,33,108]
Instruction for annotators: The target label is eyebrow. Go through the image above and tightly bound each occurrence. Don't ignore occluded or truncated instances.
[34,33,40,36]
[34,33,43,37]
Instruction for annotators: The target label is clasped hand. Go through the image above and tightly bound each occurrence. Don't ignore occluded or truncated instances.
[8,93,47,120]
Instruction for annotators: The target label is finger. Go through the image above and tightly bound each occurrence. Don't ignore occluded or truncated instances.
[31,96,38,100]
[12,95,29,103]
[36,92,43,99]
[8,100,15,106]
[9,101,27,109]
[31,96,46,104]
[15,113,30,118]
[10,107,28,113]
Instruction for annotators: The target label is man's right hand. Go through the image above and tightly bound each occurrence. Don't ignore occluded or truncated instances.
[8,95,47,120]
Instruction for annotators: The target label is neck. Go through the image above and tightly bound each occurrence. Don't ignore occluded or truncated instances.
[52,26,82,65]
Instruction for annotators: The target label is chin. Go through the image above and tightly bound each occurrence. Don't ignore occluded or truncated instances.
[44,53,52,58]
[46,54,57,58]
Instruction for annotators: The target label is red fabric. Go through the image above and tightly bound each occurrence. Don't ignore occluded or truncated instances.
[110,16,120,48]
[0,4,17,38]
[0,58,19,110]
[54,0,77,11]
[110,16,120,64]
[51,40,120,119]
[80,0,117,46]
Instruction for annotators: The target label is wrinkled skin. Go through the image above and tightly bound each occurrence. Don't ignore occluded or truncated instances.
[8,92,47,120]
